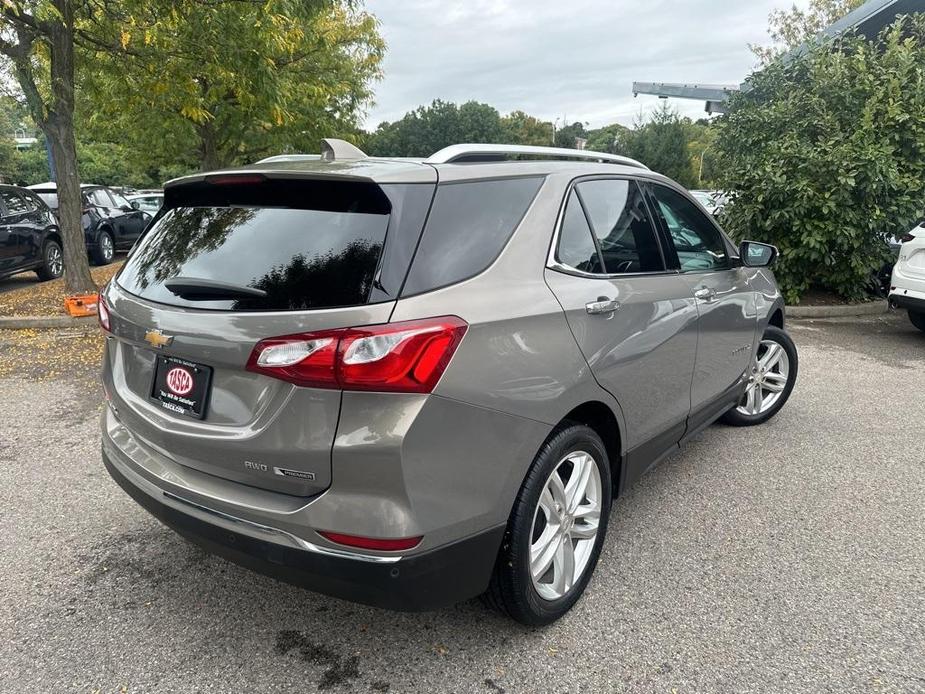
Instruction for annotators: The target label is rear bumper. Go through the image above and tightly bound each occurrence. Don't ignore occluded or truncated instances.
[102,449,504,611]
[889,287,925,313]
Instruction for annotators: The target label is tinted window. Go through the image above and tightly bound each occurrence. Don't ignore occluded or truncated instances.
[650,184,728,272]
[89,189,113,207]
[556,190,601,273]
[117,183,392,312]
[575,179,664,273]
[1,190,30,215]
[401,177,543,296]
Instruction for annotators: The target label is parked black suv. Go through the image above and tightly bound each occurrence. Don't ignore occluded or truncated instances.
[0,184,64,281]
[27,182,150,265]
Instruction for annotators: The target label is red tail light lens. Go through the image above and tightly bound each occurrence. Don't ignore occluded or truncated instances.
[900,233,916,243]
[318,530,422,552]
[98,293,111,332]
[246,316,468,393]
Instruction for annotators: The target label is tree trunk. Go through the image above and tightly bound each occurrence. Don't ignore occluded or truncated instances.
[47,2,96,294]
[198,122,222,171]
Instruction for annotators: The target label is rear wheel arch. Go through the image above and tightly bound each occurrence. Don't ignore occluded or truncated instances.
[560,401,623,496]
[768,308,784,329]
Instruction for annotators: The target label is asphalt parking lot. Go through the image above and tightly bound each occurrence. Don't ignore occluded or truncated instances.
[1,313,923,693]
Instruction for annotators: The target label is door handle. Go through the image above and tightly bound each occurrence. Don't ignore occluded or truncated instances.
[694,287,717,303]
[586,297,621,315]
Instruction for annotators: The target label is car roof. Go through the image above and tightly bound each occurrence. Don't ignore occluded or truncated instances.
[27,182,103,191]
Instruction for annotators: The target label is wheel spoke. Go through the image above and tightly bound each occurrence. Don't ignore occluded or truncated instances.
[538,486,559,521]
[547,468,568,510]
[564,454,593,514]
[551,537,575,594]
[759,343,783,370]
[745,383,759,414]
[763,372,787,392]
[530,526,559,580]
[570,518,599,540]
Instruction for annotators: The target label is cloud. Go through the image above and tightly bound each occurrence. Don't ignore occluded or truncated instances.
[363,0,789,129]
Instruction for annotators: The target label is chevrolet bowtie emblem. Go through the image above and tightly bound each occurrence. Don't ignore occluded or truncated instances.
[144,329,173,349]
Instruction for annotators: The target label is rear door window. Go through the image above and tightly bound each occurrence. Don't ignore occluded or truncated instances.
[117,179,396,311]
[1,190,30,216]
[400,177,543,296]
[556,190,603,273]
[89,189,114,207]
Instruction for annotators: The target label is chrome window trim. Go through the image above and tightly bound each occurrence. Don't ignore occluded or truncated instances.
[546,174,676,279]
[163,491,404,564]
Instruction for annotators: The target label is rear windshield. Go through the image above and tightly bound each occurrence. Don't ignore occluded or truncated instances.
[117,180,392,311]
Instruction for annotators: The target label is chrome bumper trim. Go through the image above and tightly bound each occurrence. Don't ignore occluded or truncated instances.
[162,491,403,565]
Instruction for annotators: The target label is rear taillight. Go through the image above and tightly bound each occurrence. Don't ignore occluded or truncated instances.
[246,316,468,393]
[98,293,111,332]
[317,530,422,552]
[900,233,917,243]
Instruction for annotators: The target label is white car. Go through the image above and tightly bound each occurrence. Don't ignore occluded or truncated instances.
[889,222,925,333]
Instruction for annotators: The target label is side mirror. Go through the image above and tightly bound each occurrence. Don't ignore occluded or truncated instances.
[739,240,777,267]
[130,201,140,210]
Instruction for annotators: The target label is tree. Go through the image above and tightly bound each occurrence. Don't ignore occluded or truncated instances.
[83,2,384,171]
[1,0,95,292]
[366,100,505,157]
[685,119,719,187]
[624,104,695,187]
[553,121,587,150]
[585,123,631,154]
[752,0,866,64]
[716,16,925,303]
[500,110,553,146]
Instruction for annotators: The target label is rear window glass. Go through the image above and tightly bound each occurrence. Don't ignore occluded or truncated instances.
[117,181,392,311]
[400,177,543,296]
[35,192,58,209]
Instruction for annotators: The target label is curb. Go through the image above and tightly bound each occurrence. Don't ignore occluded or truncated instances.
[787,300,888,319]
[0,315,98,330]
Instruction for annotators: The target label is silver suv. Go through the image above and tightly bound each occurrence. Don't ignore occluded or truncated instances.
[100,140,797,625]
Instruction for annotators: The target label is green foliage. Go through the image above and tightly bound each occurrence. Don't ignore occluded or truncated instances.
[81,1,384,170]
[624,103,697,187]
[553,121,587,150]
[366,100,506,156]
[752,0,866,64]
[500,110,553,146]
[716,16,925,303]
[585,123,631,154]
[685,119,719,188]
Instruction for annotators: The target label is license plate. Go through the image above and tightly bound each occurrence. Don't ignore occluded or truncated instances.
[150,356,213,419]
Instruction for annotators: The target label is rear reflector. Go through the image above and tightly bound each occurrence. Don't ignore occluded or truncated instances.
[246,316,468,393]
[318,530,422,552]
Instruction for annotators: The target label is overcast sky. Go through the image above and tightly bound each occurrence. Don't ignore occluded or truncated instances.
[362,0,799,130]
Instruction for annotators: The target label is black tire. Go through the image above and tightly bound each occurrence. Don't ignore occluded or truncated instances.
[910,310,925,333]
[92,229,115,265]
[35,239,64,281]
[483,424,612,626]
[722,325,798,427]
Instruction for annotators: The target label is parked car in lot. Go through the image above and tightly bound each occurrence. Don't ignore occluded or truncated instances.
[126,191,164,216]
[690,189,728,217]
[0,184,64,281]
[889,223,925,332]
[100,140,797,625]
[27,182,150,264]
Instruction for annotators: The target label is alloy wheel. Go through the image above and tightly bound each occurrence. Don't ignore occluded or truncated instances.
[529,450,602,601]
[101,234,114,261]
[47,244,63,277]
[737,339,790,416]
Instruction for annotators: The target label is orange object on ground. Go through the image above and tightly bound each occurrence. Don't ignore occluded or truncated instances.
[64,294,99,317]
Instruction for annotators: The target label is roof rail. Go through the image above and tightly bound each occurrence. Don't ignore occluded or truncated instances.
[424,143,648,169]
[255,154,321,164]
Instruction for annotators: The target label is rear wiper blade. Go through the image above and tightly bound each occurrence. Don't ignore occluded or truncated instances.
[164,277,267,300]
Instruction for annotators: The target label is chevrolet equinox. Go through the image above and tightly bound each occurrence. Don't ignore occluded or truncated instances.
[100,140,798,625]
